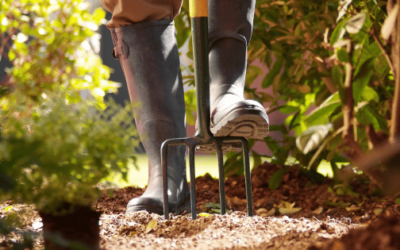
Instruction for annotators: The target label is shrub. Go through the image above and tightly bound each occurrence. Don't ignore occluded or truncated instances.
[0,90,138,214]
[0,0,118,108]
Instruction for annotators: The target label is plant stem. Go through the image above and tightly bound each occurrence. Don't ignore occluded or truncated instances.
[341,41,364,158]
[390,1,400,142]
[371,28,395,75]
[317,61,337,93]
[343,42,354,139]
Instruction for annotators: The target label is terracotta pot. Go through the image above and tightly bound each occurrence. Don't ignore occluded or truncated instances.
[39,205,101,250]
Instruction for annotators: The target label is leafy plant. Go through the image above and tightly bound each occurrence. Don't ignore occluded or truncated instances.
[0,0,118,108]
[0,90,139,214]
[175,0,400,193]
[292,0,399,174]
[0,0,140,213]
[177,0,399,182]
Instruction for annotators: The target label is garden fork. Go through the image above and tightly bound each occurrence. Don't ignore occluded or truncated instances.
[161,0,253,220]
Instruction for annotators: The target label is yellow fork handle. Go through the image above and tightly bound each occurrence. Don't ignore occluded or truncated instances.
[189,0,208,17]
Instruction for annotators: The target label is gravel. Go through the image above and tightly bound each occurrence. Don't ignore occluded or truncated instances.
[100,211,361,250]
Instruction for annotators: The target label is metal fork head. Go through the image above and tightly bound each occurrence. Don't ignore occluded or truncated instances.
[161,135,253,220]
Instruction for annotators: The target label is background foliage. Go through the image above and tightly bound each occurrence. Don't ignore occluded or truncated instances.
[176,0,399,183]
[0,0,139,213]
[0,0,119,108]
[0,0,399,205]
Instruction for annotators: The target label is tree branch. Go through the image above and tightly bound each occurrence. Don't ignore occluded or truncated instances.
[371,27,395,76]
[0,28,18,62]
[390,0,400,141]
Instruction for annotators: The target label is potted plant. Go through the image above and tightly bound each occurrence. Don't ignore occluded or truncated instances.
[0,90,139,250]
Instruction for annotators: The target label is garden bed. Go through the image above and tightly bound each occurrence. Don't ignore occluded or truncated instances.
[2,162,400,249]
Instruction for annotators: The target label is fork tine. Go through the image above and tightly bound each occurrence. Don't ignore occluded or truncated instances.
[188,145,197,220]
[241,138,253,216]
[161,141,170,219]
[216,140,226,215]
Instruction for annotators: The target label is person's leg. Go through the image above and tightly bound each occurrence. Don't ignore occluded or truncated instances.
[208,0,269,139]
[102,0,190,215]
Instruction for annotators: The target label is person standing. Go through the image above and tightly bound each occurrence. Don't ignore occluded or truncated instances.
[101,0,269,215]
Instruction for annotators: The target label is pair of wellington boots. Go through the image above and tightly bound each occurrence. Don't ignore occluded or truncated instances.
[110,0,269,215]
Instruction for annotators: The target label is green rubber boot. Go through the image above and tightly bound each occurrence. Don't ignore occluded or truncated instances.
[110,20,190,215]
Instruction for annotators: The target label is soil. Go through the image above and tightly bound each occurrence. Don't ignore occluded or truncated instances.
[1,162,400,249]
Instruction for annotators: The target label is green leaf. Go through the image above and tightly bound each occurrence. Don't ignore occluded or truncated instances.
[362,86,379,102]
[246,66,263,85]
[203,202,221,209]
[185,110,195,126]
[305,103,341,126]
[210,209,222,214]
[305,93,341,126]
[352,58,374,103]
[332,65,344,87]
[262,58,284,88]
[357,104,388,132]
[279,105,300,114]
[296,123,333,154]
[374,54,389,74]
[174,15,191,48]
[330,20,346,45]
[265,137,281,153]
[269,168,286,190]
[366,42,382,58]
[8,50,16,61]
[300,169,325,184]
[337,49,350,62]
[269,124,289,134]
[289,111,301,130]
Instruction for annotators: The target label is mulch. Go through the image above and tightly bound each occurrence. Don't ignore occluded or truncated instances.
[2,162,400,249]
[94,162,400,250]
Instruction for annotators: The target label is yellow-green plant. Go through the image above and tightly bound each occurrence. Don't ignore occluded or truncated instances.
[0,90,138,214]
[0,0,118,108]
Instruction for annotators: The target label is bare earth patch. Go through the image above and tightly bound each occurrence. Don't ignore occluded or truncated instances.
[0,205,360,250]
[100,211,359,250]
[2,162,400,249]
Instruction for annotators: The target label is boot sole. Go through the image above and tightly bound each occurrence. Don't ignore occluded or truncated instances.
[211,109,269,139]
[196,109,269,153]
